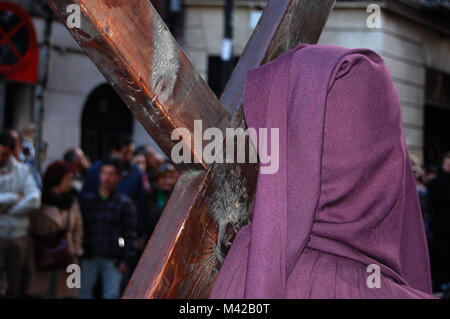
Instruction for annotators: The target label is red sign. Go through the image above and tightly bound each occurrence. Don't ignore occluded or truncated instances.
[0,1,38,84]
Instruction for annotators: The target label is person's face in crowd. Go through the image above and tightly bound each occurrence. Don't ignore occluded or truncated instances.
[132,154,147,173]
[154,154,165,170]
[414,171,424,185]
[157,170,179,191]
[443,157,450,174]
[145,146,164,171]
[53,172,74,194]
[25,125,35,141]
[144,146,155,168]
[0,144,12,167]
[100,164,122,192]
[9,130,22,160]
[113,143,135,162]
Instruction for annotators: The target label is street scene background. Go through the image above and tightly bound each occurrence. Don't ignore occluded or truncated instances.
[0,0,449,298]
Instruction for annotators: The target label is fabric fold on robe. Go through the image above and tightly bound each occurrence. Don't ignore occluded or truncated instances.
[210,44,433,299]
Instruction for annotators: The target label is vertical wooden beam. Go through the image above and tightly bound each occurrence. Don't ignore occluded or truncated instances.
[221,0,336,115]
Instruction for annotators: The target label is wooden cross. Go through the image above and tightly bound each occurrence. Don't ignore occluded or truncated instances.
[47,0,335,298]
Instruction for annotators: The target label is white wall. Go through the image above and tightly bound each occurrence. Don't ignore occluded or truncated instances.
[183,4,260,81]
[33,18,105,168]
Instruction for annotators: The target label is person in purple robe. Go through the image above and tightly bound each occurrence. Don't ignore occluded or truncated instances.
[210,44,434,299]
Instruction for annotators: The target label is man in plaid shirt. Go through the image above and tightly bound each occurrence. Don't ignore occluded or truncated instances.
[79,158,137,299]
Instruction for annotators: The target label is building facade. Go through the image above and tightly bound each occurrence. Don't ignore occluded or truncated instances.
[183,0,450,167]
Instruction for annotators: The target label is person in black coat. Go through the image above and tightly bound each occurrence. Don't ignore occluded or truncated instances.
[428,152,450,293]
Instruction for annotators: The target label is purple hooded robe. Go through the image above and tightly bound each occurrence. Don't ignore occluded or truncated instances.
[210,44,434,299]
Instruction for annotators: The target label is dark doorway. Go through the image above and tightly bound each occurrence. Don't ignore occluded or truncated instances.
[81,84,133,162]
[424,105,450,168]
[207,55,240,98]
[3,82,17,129]
[424,69,450,168]
[1,81,34,130]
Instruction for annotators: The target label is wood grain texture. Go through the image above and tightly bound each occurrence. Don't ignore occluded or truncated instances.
[47,0,230,172]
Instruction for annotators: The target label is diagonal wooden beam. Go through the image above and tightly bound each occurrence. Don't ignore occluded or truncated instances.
[222,0,336,115]
[46,0,231,172]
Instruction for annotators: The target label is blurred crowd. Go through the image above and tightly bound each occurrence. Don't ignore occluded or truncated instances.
[0,126,178,299]
[1,123,450,299]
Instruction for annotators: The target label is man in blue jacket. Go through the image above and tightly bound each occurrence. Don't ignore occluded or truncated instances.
[81,134,147,293]
[79,158,137,299]
[82,134,143,201]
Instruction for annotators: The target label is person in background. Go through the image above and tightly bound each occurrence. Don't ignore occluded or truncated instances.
[131,150,151,247]
[425,165,438,186]
[79,158,137,299]
[21,123,36,165]
[132,150,151,195]
[135,144,165,211]
[27,161,83,298]
[147,162,178,237]
[138,144,165,180]
[82,135,144,210]
[82,135,145,293]
[428,151,450,294]
[412,164,431,241]
[410,158,429,214]
[126,150,153,290]
[8,130,24,161]
[8,129,42,296]
[9,129,42,190]
[63,147,91,194]
[0,131,41,298]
